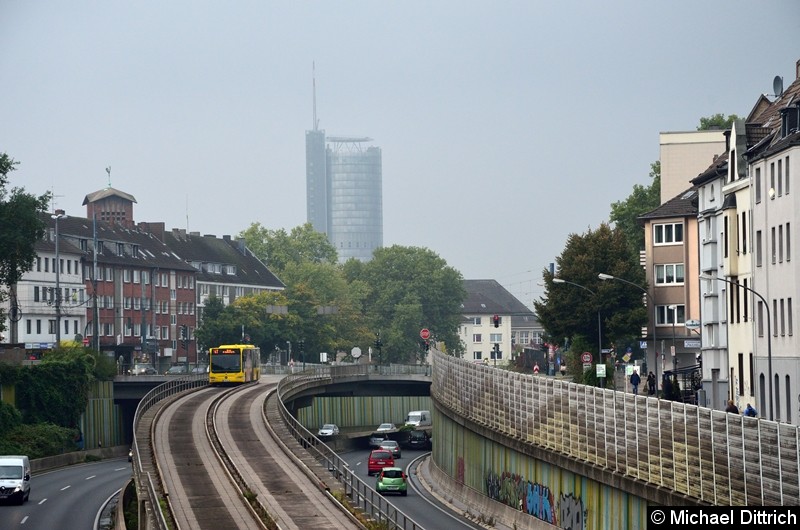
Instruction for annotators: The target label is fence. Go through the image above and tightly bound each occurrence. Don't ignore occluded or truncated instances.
[431,350,799,506]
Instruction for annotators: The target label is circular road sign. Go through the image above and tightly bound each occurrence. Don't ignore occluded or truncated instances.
[351,347,362,359]
[420,328,431,340]
[580,351,593,363]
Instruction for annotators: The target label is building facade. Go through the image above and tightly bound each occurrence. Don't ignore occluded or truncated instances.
[305,128,383,263]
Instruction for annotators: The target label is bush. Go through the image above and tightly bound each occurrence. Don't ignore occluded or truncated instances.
[0,423,79,459]
[0,400,22,433]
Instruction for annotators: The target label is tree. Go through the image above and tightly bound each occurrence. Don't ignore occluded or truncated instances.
[354,246,465,362]
[534,223,646,359]
[698,113,739,131]
[609,161,660,255]
[0,153,51,334]
[238,222,337,273]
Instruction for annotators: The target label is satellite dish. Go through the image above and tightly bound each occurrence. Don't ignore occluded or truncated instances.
[773,75,784,97]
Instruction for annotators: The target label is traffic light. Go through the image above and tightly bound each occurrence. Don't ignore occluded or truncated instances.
[424,340,430,351]
[180,325,188,350]
[492,315,500,328]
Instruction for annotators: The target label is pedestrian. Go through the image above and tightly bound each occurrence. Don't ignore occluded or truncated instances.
[743,403,758,417]
[725,400,739,414]
[630,370,641,395]
[646,371,656,396]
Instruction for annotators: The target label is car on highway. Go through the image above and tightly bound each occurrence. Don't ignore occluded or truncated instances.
[376,422,396,433]
[190,364,208,374]
[379,439,401,459]
[368,432,387,448]
[165,365,188,376]
[129,363,158,375]
[317,424,340,437]
[406,430,431,450]
[375,467,407,496]
[367,449,395,476]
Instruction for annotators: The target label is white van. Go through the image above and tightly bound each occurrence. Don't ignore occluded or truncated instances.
[404,410,432,428]
[0,455,31,504]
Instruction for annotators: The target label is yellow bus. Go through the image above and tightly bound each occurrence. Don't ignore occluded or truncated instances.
[208,344,260,385]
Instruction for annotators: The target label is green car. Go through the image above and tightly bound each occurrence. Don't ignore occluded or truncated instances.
[375,467,407,496]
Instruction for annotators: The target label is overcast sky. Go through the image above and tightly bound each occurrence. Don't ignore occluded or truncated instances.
[2,1,798,308]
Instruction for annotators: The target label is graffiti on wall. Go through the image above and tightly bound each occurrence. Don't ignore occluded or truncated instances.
[485,469,586,530]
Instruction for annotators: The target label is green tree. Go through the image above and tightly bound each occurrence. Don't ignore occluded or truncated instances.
[0,153,51,333]
[354,246,465,362]
[43,344,117,380]
[698,113,739,130]
[535,223,646,360]
[16,360,90,428]
[609,161,660,255]
[238,222,337,273]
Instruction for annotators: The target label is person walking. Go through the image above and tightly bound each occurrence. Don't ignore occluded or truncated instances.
[646,371,656,396]
[725,400,740,414]
[743,403,758,417]
[630,370,641,395]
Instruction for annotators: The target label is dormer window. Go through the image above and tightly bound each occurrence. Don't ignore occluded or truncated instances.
[780,103,799,138]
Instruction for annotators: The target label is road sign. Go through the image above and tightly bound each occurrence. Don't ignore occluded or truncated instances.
[596,364,606,378]
[82,338,89,346]
[351,347,362,359]
[420,328,431,340]
[685,319,701,330]
[581,352,592,363]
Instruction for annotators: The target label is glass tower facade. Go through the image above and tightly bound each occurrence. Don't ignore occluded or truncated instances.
[305,131,383,262]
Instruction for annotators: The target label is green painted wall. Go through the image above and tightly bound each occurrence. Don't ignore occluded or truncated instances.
[433,408,649,530]
[297,395,431,431]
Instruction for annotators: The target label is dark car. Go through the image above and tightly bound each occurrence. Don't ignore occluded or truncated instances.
[129,363,158,375]
[165,365,188,376]
[407,430,431,450]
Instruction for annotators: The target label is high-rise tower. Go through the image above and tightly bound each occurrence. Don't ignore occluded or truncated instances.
[305,69,383,262]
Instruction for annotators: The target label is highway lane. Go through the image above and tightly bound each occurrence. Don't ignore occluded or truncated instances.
[343,448,486,530]
[0,458,131,530]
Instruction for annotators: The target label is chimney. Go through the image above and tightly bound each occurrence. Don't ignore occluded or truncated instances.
[796,58,800,80]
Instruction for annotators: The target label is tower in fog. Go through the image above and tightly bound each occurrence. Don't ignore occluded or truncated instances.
[305,72,383,262]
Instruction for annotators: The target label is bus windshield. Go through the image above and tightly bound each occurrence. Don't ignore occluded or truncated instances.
[211,352,241,373]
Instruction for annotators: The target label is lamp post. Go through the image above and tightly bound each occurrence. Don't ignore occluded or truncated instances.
[598,273,658,393]
[700,274,773,421]
[552,278,604,387]
[51,211,67,346]
[668,304,678,372]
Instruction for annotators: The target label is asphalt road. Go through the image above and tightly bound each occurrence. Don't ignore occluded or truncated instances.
[0,458,132,530]
[342,448,486,530]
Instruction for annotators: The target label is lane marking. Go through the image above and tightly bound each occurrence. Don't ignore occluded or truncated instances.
[86,475,96,480]
[60,485,71,491]
[21,516,29,524]
[38,499,47,505]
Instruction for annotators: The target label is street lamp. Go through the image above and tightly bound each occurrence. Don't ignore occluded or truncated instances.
[700,274,773,421]
[552,278,604,387]
[668,304,678,372]
[598,273,659,392]
[51,211,67,346]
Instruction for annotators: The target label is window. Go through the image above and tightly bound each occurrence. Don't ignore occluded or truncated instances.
[162,273,168,286]
[106,267,114,281]
[469,317,481,325]
[133,270,140,284]
[755,167,762,203]
[36,319,41,334]
[655,264,685,285]
[770,162,775,196]
[142,270,149,284]
[48,320,56,334]
[36,257,41,272]
[170,314,177,325]
[116,243,124,256]
[773,300,778,337]
[756,230,763,267]
[490,333,502,343]
[789,298,794,336]
[162,326,169,339]
[124,270,131,283]
[473,351,482,360]
[780,225,784,262]
[772,227,777,264]
[780,299,786,336]
[124,297,131,310]
[653,223,684,245]
[656,305,685,325]
[34,286,39,302]
[741,212,747,255]
[133,297,140,310]
[473,334,482,343]
[170,289,176,300]
[787,224,791,262]
[786,156,791,195]
[26,319,31,334]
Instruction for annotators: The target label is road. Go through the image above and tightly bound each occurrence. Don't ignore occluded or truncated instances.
[0,458,131,530]
[342,448,486,530]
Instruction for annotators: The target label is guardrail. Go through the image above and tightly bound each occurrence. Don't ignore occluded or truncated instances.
[431,350,800,506]
[277,364,426,530]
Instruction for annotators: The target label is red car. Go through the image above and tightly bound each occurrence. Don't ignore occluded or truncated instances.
[367,449,395,476]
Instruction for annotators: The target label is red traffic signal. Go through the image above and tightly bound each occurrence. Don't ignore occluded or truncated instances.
[492,315,500,328]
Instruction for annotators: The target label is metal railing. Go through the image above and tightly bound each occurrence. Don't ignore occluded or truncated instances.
[431,350,799,506]
[276,364,426,530]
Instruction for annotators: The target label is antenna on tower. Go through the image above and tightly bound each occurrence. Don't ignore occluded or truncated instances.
[105,166,112,187]
[312,61,319,131]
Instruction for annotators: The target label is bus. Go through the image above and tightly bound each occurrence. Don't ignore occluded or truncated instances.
[208,344,261,385]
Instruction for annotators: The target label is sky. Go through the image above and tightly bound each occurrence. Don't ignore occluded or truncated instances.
[2,1,799,309]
